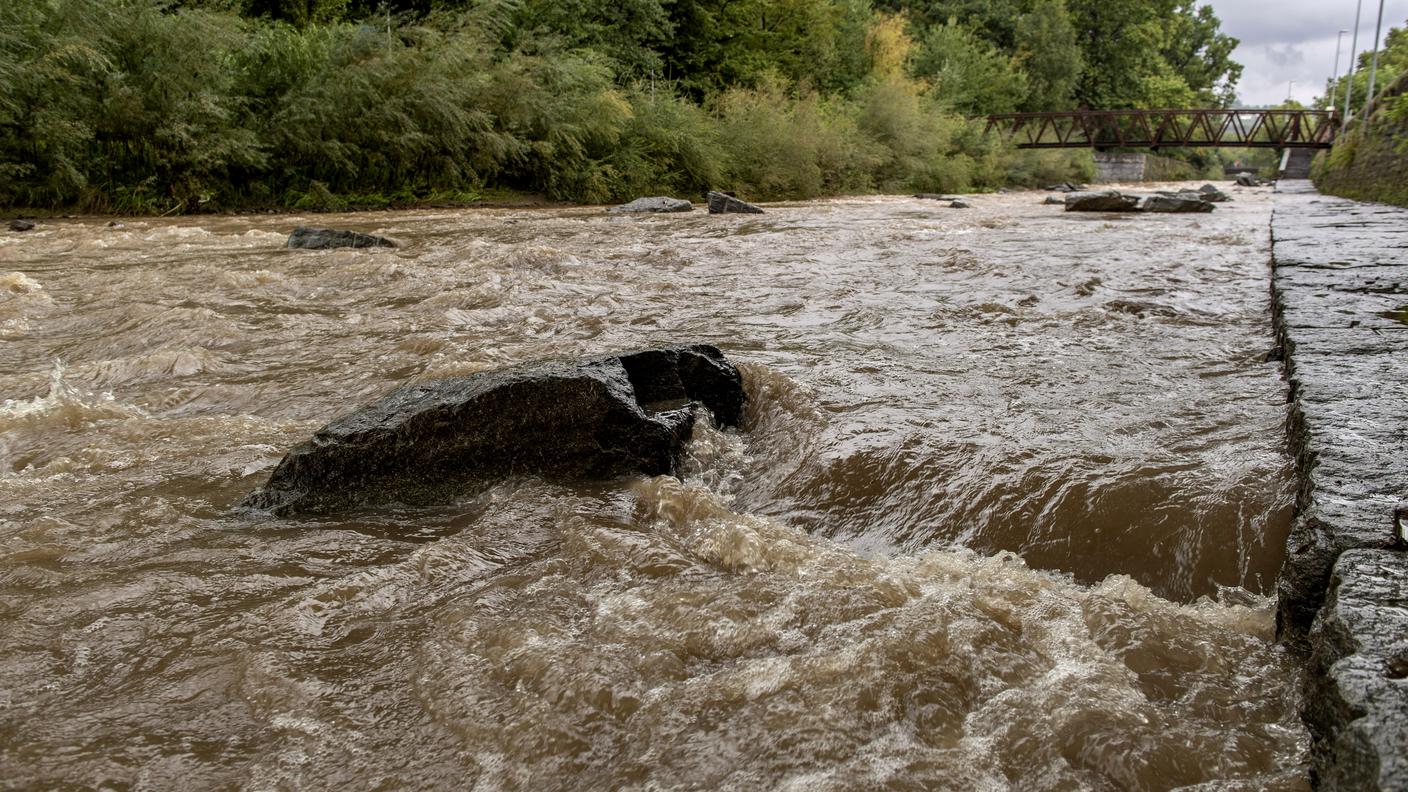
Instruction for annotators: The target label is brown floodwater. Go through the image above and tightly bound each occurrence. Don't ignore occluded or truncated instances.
[1,185,1307,790]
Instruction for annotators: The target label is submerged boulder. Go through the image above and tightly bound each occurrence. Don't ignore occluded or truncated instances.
[241,345,747,516]
[608,197,693,214]
[707,191,764,214]
[1064,190,1140,212]
[1139,195,1215,213]
[287,226,397,250]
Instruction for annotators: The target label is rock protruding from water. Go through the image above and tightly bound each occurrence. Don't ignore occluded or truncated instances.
[1044,182,1087,192]
[287,227,397,250]
[1198,184,1232,202]
[8,219,35,232]
[608,197,693,214]
[914,193,959,201]
[1064,190,1141,212]
[949,200,972,209]
[707,191,764,214]
[1138,195,1215,213]
[1043,195,1066,205]
[1236,173,1269,187]
[1065,190,1215,214]
[241,345,747,516]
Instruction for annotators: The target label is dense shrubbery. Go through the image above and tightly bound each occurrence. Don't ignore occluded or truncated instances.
[0,0,1242,213]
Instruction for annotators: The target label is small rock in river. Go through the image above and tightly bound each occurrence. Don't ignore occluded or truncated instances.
[1065,190,1140,212]
[707,191,764,214]
[8,219,35,232]
[608,197,693,214]
[287,226,397,250]
[1138,195,1215,213]
[1198,184,1232,202]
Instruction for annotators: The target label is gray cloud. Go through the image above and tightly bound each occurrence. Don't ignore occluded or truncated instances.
[1201,0,1408,105]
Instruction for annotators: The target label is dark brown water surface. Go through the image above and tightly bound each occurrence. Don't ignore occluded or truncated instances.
[1,186,1306,790]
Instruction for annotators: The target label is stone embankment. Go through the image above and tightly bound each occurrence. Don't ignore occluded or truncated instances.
[1270,181,1408,790]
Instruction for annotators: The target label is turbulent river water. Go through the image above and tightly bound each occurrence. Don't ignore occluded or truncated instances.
[1,185,1309,790]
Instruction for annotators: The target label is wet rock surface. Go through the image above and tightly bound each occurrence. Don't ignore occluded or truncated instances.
[8,219,35,232]
[1271,181,1408,790]
[1064,190,1141,212]
[242,345,746,516]
[287,226,397,250]
[608,197,693,214]
[1138,194,1215,213]
[706,191,764,214]
[1305,550,1408,790]
[1065,190,1217,214]
[1198,184,1232,202]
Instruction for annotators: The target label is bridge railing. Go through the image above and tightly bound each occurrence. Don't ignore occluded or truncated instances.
[984,109,1339,149]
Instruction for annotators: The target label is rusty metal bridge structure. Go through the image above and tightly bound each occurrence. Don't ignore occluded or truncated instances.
[984,109,1339,150]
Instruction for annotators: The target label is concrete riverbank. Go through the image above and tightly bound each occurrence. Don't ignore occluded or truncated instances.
[1270,181,1408,790]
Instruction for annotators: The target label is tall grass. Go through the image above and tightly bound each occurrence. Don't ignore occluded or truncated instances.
[0,0,1080,212]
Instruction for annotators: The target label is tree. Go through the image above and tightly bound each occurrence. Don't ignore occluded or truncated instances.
[911,20,1029,114]
[1013,0,1081,111]
[1065,0,1239,109]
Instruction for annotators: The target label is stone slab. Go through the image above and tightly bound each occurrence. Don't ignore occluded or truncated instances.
[1305,550,1408,791]
[1271,181,1408,790]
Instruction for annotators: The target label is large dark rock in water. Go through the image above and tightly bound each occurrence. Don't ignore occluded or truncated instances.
[608,197,693,213]
[287,226,396,250]
[1138,194,1215,213]
[1198,184,1232,202]
[707,191,764,214]
[1064,190,1140,212]
[241,345,746,516]
[8,219,35,232]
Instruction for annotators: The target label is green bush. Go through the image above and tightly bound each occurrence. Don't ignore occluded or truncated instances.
[0,0,1092,212]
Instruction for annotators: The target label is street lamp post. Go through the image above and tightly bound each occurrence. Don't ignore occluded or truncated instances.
[1364,0,1388,117]
[1344,0,1364,121]
[1330,29,1348,110]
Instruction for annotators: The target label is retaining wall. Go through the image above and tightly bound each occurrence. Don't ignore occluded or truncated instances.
[1270,180,1408,790]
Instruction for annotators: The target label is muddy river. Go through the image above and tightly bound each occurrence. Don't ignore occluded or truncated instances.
[0,186,1308,789]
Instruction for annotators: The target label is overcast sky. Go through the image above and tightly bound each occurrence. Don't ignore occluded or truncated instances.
[1203,0,1408,106]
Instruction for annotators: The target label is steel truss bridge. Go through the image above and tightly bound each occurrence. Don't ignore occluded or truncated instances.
[984,109,1338,149]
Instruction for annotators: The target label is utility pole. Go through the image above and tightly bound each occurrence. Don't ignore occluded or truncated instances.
[1330,29,1348,110]
[1364,0,1387,117]
[1343,0,1364,121]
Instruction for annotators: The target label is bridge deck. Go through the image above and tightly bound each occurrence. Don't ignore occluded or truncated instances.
[985,109,1338,150]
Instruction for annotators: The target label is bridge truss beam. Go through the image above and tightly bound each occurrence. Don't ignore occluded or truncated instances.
[984,109,1338,149]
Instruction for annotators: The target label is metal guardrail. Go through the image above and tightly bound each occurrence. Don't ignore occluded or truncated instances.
[984,109,1339,149]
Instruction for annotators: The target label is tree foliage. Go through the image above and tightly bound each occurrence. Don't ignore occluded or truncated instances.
[0,0,1246,212]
